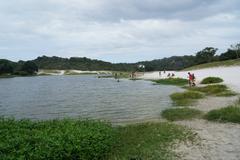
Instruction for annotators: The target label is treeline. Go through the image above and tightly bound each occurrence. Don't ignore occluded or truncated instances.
[1,43,239,75]
[32,56,136,71]
[0,60,38,76]
[139,43,240,71]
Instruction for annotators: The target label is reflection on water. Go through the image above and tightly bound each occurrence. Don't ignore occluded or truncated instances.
[0,75,182,124]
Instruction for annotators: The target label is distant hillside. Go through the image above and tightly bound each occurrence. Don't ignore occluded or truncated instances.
[32,56,136,71]
[183,58,240,71]
[32,55,198,71]
[138,55,197,71]
[1,45,240,74]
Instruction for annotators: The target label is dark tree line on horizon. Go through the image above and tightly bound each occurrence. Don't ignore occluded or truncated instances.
[1,43,240,75]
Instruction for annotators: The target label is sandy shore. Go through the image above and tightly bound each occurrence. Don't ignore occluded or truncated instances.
[140,66,240,159]
[175,119,240,160]
[140,66,240,93]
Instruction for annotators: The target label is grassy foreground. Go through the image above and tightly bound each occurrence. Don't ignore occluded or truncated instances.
[110,122,195,160]
[0,119,195,160]
[0,119,116,160]
[153,78,188,86]
[162,108,202,121]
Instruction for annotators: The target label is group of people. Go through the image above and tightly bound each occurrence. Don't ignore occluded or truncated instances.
[188,72,196,87]
[159,71,175,78]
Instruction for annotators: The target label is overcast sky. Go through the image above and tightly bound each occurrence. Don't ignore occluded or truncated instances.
[0,0,239,63]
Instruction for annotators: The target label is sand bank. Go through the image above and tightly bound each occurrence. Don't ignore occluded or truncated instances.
[140,66,240,93]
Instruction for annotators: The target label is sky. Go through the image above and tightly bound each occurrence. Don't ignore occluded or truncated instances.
[0,0,239,63]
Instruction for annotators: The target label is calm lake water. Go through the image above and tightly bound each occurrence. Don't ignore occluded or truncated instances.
[0,75,182,124]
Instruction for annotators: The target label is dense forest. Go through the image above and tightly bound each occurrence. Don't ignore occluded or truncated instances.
[0,43,239,75]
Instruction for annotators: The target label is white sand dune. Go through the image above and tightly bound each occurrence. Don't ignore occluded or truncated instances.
[140,66,240,93]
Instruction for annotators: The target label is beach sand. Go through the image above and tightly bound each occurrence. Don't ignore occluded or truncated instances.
[141,66,240,160]
[175,119,240,160]
[140,66,240,93]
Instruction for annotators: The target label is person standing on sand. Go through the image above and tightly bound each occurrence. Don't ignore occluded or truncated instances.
[188,72,193,86]
[159,71,161,77]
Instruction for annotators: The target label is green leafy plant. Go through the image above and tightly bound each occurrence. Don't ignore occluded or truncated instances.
[0,119,116,160]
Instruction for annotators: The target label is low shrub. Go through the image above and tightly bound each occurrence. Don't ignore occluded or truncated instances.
[170,91,204,106]
[204,106,240,123]
[188,84,228,95]
[200,77,223,84]
[154,78,188,86]
[0,119,116,160]
[161,108,202,121]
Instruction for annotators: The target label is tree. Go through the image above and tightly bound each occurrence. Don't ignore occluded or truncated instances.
[196,47,218,64]
[219,49,237,60]
[21,61,38,74]
[230,43,240,59]
[0,60,14,74]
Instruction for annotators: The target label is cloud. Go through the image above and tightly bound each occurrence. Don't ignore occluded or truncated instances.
[0,0,239,62]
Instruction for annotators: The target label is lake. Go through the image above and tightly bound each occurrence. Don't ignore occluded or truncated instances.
[0,75,182,124]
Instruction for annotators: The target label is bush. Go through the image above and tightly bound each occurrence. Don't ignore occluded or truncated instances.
[0,119,116,160]
[170,91,204,106]
[204,106,240,123]
[154,78,188,86]
[0,60,14,75]
[200,77,223,84]
[161,108,202,121]
[188,84,229,95]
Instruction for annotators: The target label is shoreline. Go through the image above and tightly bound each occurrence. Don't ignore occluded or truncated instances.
[141,67,240,159]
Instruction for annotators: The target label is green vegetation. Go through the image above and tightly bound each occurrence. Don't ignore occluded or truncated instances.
[162,108,202,121]
[184,58,240,70]
[110,122,195,159]
[0,119,196,160]
[204,106,240,123]
[0,119,116,160]
[170,91,204,106]
[33,56,136,71]
[153,78,188,86]
[187,84,235,96]
[200,77,223,84]
[0,59,38,76]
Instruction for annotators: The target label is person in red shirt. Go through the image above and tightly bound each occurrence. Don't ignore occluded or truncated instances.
[188,72,193,87]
